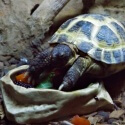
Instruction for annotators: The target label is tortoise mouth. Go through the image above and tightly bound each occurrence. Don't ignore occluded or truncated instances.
[51,43,79,67]
[10,69,27,82]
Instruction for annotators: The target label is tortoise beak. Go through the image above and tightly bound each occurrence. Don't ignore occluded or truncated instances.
[24,71,35,85]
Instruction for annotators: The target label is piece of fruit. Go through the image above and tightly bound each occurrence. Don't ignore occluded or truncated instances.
[36,81,53,89]
[15,72,30,84]
[71,115,90,125]
[35,72,55,89]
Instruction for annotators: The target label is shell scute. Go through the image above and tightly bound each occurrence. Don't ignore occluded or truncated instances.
[80,21,94,40]
[113,50,121,63]
[68,21,84,32]
[50,34,58,42]
[94,48,102,61]
[111,22,125,40]
[80,14,107,21]
[104,51,112,63]
[96,25,119,46]
[60,18,76,29]
[77,41,93,53]
[122,48,125,61]
[58,34,68,43]
[90,14,106,21]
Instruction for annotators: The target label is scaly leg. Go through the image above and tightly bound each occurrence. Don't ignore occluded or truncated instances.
[59,57,92,91]
[27,47,53,79]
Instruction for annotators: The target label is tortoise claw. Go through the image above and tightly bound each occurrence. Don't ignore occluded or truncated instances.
[24,71,36,85]
[27,76,32,84]
[58,81,72,91]
[58,84,65,91]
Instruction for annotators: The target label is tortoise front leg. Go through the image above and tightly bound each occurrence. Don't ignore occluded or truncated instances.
[27,47,53,79]
[59,57,91,91]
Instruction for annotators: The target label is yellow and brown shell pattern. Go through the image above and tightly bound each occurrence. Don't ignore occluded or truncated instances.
[49,14,125,64]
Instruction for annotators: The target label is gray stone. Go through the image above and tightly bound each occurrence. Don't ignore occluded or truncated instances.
[0,62,4,70]
[8,58,18,65]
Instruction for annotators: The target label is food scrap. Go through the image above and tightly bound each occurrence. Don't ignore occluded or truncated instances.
[14,72,34,88]
[14,71,57,89]
[71,115,90,125]
[15,72,30,84]
[36,72,55,89]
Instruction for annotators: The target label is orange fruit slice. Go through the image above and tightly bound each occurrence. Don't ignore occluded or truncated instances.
[71,115,90,125]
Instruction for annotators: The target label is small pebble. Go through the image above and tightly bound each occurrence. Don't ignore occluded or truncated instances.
[107,118,117,124]
[97,111,110,121]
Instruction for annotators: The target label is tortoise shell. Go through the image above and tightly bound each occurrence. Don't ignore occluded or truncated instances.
[49,14,125,64]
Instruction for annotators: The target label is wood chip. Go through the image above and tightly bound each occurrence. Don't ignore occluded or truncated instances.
[88,116,102,125]
[109,109,125,119]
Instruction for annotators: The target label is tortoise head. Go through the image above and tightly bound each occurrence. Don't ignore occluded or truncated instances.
[51,44,77,68]
[27,43,77,80]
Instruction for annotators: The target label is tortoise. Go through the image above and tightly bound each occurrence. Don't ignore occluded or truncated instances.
[27,14,125,91]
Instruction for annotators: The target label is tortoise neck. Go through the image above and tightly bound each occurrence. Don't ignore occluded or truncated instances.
[59,42,79,66]
[60,42,78,54]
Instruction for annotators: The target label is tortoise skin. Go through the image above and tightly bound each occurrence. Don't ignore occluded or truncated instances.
[49,14,125,64]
